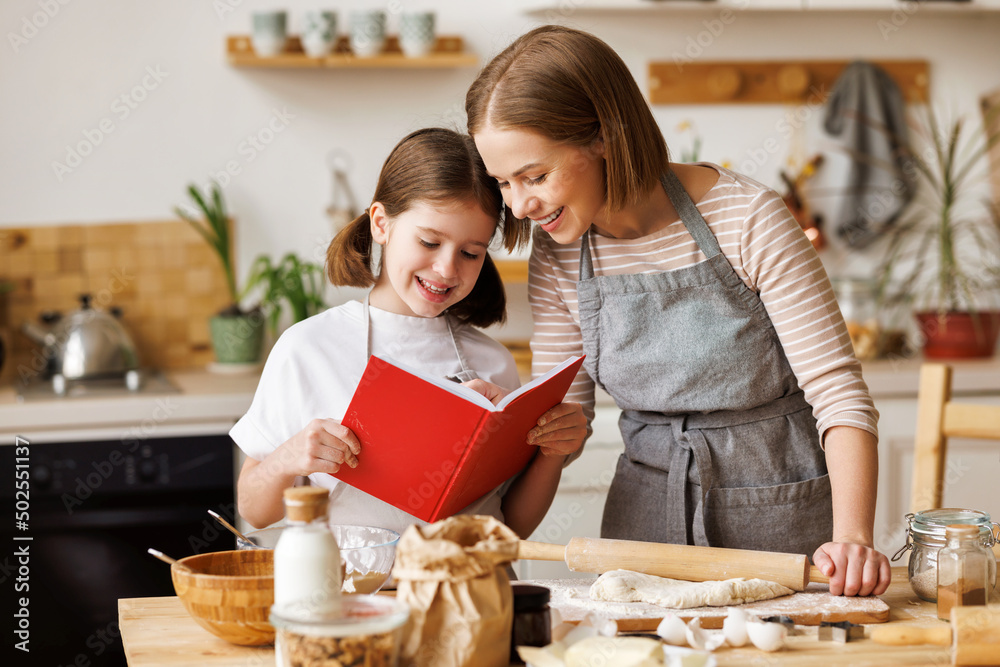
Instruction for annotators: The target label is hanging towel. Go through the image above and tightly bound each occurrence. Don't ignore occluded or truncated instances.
[823,60,916,249]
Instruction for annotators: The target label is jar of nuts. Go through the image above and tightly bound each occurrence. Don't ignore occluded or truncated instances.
[270,595,409,667]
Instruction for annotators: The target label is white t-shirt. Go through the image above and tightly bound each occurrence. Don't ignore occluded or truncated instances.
[230,299,522,535]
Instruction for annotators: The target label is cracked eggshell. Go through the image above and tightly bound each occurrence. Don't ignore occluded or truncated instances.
[581,612,618,637]
[685,618,725,652]
[746,620,787,652]
[657,613,688,646]
[722,607,748,647]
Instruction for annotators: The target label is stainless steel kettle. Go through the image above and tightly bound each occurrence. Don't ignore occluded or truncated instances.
[21,294,140,382]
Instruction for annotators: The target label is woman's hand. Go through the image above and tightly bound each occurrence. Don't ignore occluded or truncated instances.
[273,418,361,477]
[528,402,587,458]
[812,541,891,597]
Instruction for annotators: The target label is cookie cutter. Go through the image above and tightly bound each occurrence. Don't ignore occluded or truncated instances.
[759,615,798,636]
[818,620,865,643]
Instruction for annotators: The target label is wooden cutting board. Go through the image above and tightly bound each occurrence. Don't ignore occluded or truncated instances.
[523,579,890,631]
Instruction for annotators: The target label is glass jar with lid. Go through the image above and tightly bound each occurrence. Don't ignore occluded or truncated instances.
[893,508,999,602]
[831,277,880,360]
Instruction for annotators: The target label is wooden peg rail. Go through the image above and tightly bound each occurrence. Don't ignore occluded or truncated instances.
[648,59,929,105]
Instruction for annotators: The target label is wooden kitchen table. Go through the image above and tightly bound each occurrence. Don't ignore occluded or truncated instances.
[119,567,968,666]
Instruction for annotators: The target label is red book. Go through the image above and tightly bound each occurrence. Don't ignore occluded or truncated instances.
[336,354,585,523]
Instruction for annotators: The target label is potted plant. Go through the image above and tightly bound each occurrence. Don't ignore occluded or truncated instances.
[876,106,1000,359]
[175,183,265,365]
[242,252,328,336]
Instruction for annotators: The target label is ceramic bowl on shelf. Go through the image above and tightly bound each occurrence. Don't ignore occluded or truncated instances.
[238,524,400,594]
[170,549,274,646]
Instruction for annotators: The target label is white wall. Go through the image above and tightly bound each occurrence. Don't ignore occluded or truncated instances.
[3,1,999,341]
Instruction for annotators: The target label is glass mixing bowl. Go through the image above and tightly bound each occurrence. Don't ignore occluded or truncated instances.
[238,524,400,594]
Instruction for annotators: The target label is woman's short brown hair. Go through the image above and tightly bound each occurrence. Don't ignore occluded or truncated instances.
[325,127,529,328]
[466,25,669,212]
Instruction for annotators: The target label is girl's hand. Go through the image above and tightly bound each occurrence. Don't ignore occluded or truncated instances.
[528,402,587,458]
[274,418,361,476]
[462,378,510,405]
[812,541,891,597]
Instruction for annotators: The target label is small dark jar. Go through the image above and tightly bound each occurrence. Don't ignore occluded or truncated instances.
[510,584,551,663]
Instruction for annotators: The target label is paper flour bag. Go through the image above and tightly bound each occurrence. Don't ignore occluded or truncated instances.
[392,515,518,667]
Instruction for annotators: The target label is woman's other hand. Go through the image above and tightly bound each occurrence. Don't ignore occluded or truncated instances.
[812,541,892,597]
[528,402,587,457]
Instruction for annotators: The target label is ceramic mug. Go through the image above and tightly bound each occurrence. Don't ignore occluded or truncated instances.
[301,10,337,58]
[251,10,288,58]
[349,10,386,58]
[399,11,435,58]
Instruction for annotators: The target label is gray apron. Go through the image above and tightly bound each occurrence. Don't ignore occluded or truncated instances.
[581,170,833,556]
[363,294,480,383]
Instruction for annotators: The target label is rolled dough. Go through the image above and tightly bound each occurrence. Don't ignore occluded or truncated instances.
[590,569,794,609]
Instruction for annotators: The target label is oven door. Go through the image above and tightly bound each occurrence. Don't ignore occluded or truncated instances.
[1,434,237,667]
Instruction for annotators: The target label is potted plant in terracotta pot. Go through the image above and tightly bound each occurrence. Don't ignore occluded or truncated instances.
[876,106,1000,359]
[175,183,265,366]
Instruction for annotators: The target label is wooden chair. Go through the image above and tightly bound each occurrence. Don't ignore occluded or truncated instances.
[909,363,1000,557]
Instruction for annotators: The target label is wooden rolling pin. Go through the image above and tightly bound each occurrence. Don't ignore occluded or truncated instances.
[871,607,1000,665]
[518,537,830,592]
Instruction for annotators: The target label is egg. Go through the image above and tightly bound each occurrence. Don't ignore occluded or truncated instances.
[746,620,788,652]
[722,607,748,647]
[685,617,726,652]
[656,613,688,645]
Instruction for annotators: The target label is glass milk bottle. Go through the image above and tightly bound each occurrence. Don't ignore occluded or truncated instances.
[273,486,342,619]
[937,524,991,621]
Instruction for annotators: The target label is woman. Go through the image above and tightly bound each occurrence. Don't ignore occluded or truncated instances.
[465,25,890,597]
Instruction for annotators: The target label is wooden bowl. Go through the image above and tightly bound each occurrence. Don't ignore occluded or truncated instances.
[170,549,275,646]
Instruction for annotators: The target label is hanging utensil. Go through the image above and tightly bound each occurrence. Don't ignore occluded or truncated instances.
[325,149,358,234]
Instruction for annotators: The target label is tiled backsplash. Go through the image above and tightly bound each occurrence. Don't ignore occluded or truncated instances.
[0,220,229,385]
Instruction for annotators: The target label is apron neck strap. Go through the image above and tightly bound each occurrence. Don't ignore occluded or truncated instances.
[363,292,476,381]
[578,169,721,280]
[660,169,721,259]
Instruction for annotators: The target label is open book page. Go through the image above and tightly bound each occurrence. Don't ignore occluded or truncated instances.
[494,355,585,410]
[377,354,585,412]
[377,356,496,410]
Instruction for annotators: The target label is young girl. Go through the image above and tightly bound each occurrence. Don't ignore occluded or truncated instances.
[231,128,586,537]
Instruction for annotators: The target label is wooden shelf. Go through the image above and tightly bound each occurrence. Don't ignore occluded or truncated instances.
[495,259,529,284]
[226,35,477,68]
[526,0,1000,14]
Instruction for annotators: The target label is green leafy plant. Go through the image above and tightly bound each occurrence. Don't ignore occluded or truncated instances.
[174,182,246,316]
[876,106,1000,316]
[243,253,328,335]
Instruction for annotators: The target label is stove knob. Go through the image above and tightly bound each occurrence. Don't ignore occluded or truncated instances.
[138,458,158,482]
[32,465,52,490]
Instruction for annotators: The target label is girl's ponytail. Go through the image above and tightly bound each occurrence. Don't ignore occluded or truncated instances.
[325,209,376,287]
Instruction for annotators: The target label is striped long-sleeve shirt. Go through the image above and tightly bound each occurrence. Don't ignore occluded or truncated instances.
[528,163,878,447]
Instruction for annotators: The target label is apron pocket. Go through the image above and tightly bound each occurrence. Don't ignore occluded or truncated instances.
[703,474,833,557]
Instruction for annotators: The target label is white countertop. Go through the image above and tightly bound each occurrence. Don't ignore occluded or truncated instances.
[0,369,260,443]
[2,357,998,443]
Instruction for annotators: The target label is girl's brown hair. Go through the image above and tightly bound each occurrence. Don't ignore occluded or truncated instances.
[466,25,669,212]
[326,127,529,328]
